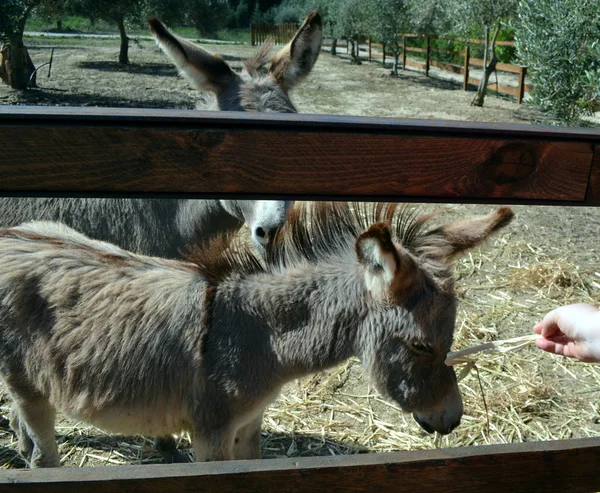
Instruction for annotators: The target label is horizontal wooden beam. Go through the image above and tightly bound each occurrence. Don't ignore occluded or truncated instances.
[430,59,464,75]
[1,106,599,205]
[1,438,599,493]
[468,57,524,74]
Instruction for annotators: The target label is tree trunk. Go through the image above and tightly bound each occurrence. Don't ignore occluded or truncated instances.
[0,38,36,90]
[56,20,63,31]
[472,24,500,107]
[115,16,129,65]
[393,50,400,76]
[330,38,337,57]
[350,40,361,65]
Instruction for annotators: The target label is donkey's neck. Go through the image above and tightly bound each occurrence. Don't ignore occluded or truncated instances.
[219,259,367,382]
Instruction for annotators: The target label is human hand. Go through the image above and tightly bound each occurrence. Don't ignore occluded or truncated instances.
[533,303,600,363]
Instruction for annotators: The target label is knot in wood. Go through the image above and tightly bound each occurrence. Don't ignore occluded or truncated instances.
[485,142,537,184]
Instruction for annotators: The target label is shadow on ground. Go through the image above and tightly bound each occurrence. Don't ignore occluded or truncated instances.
[77,61,178,77]
[4,88,193,109]
[0,428,371,468]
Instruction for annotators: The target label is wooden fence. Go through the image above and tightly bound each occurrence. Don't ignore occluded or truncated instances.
[250,22,297,46]
[323,34,531,104]
[1,106,600,491]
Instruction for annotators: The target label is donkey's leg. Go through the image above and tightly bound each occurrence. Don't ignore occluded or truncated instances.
[154,435,189,464]
[10,398,59,468]
[192,427,236,462]
[9,403,34,462]
[233,412,264,460]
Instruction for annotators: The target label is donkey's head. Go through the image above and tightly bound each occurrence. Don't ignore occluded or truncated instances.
[220,200,292,251]
[149,11,322,112]
[354,207,514,434]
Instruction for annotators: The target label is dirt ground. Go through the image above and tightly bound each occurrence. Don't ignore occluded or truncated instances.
[0,37,599,468]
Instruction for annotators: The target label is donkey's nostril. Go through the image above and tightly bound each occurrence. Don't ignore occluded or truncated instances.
[447,418,461,433]
[413,415,435,434]
[255,227,266,239]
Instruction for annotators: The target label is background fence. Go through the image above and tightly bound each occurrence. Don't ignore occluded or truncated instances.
[322,34,531,104]
[250,22,298,46]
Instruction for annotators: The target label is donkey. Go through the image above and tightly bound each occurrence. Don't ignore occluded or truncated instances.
[0,8,326,256]
[0,198,290,259]
[0,202,513,467]
[148,10,323,112]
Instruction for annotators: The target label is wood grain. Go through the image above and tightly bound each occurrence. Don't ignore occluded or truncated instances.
[588,145,600,204]
[0,107,597,204]
[1,438,599,493]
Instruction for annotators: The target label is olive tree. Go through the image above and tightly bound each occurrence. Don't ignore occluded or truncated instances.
[515,0,600,124]
[370,0,409,75]
[446,0,517,106]
[0,0,41,89]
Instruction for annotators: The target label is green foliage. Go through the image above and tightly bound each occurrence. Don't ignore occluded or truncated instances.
[0,0,41,40]
[444,0,516,37]
[228,0,250,28]
[185,0,230,36]
[515,0,600,124]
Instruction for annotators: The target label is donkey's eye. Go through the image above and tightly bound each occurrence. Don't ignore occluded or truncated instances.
[409,342,435,356]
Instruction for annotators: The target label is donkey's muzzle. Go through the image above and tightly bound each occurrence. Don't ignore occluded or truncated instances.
[412,413,461,435]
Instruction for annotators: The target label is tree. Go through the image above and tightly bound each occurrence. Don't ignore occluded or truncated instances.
[185,0,230,36]
[515,0,600,125]
[370,0,409,75]
[0,0,41,89]
[334,0,374,64]
[65,0,146,64]
[445,0,517,106]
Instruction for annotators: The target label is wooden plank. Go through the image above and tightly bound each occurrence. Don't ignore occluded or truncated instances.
[405,46,426,53]
[0,107,597,204]
[589,145,600,203]
[430,59,464,75]
[463,45,470,90]
[518,67,527,104]
[469,57,522,74]
[467,77,519,97]
[1,438,600,493]
[401,34,514,46]
[405,60,426,71]
[430,47,462,56]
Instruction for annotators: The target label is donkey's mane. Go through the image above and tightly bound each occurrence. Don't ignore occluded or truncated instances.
[244,43,274,77]
[185,202,447,284]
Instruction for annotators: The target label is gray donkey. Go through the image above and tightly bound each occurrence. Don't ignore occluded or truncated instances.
[0,199,290,259]
[148,10,323,112]
[0,11,324,463]
[0,9,326,257]
[0,202,513,467]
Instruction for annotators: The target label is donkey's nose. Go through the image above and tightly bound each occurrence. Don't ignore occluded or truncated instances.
[252,226,279,248]
[413,413,461,435]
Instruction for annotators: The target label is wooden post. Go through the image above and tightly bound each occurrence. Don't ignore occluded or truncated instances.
[250,24,255,46]
[368,38,372,62]
[382,42,386,66]
[518,66,527,104]
[462,44,470,91]
[402,36,406,70]
[347,39,350,55]
[425,35,430,77]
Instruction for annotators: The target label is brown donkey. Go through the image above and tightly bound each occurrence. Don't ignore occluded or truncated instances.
[0,203,513,467]
[149,11,323,112]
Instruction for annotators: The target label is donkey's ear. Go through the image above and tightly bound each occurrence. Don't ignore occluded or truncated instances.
[268,10,323,92]
[422,207,514,263]
[149,18,236,95]
[356,223,417,301]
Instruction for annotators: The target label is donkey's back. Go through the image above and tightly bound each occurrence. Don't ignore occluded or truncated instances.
[0,198,182,257]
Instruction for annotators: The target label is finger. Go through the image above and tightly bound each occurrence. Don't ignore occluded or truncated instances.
[540,308,563,338]
[536,338,585,361]
[533,322,542,334]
